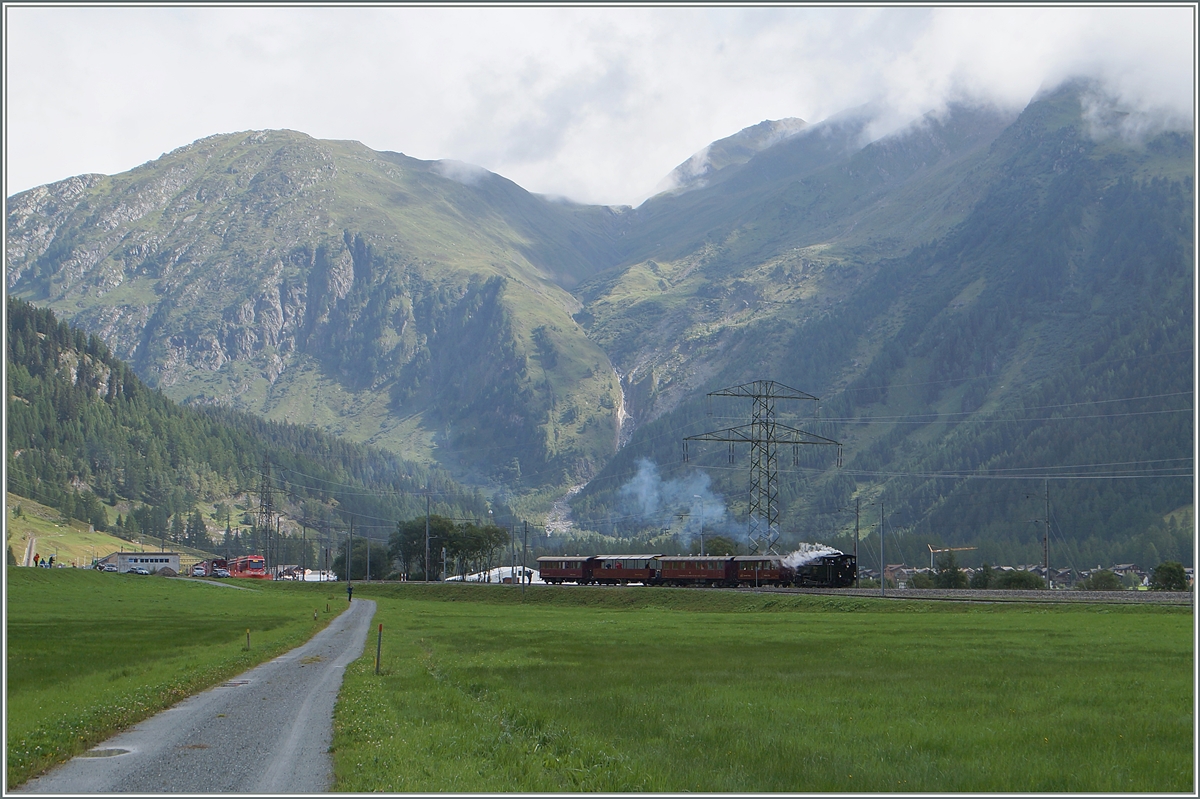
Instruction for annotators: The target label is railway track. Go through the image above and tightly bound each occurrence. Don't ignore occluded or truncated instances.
[402,580,1193,606]
[737,585,1195,605]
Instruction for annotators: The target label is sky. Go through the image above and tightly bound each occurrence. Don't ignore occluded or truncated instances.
[4,5,1195,207]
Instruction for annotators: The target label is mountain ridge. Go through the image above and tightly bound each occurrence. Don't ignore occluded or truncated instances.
[6,82,1193,569]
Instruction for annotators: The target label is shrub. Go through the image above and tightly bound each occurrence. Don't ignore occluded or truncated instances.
[1075,570,1124,591]
[994,570,1045,590]
[969,564,994,589]
[907,572,935,588]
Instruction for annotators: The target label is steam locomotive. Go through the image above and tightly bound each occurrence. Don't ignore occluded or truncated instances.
[536,552,856,588]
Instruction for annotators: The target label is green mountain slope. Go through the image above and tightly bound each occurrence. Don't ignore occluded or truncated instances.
[569,83,1193,568]
[6,132,625,489]
[6,79,1193,567]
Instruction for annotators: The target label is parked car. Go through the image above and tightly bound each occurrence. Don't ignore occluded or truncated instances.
[213,568,231,578]
[128,567,150,575]
[192,566,207,577]
[103,564,118,573]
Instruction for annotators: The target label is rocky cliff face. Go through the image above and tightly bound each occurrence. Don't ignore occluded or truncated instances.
[6,130,624,488]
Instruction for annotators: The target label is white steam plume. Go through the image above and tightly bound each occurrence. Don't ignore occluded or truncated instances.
[782,543,844,569]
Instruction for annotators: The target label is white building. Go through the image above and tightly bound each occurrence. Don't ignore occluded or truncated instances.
[99,551,181,574]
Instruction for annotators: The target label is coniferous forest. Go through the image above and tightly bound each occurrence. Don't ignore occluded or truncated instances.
[6,297,494,566]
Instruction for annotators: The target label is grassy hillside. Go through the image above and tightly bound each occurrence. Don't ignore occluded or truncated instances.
[4,492,218,568]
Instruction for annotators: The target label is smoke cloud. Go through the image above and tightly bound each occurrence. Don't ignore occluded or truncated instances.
[618,459,730,541]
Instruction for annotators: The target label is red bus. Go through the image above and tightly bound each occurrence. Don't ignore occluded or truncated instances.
[228,554,272,579]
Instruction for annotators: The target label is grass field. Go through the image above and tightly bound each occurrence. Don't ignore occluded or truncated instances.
[5,568,343,789]
[331,583,1193,792]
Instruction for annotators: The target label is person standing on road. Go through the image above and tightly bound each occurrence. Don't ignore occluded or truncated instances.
[347,582,353,603]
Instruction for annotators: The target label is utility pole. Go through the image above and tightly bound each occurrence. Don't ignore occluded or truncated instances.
[855,497,860,589]
[425,491,431,583]
[1044,479,1051,589]
[522,520,528,596]
[880,501,885,598]
[1027,481,1052,589]
[683,380,841,555]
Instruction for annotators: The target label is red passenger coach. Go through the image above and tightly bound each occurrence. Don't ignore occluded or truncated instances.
[536,556,594,585]
[228,554,272,579]
[591,555,661,585]
[734,556,788,587]
[657,556,737,587]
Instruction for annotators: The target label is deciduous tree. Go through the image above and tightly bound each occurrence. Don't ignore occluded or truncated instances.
[1150,561,1188,591]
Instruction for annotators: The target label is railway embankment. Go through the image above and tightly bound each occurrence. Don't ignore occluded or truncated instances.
[775,586,1194,605]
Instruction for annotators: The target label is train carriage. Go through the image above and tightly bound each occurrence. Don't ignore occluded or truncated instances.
[536,556,595,585]
[656,556,737,587]
[733,555,789,587]
[227,554,271,579]
[592,555,661,585]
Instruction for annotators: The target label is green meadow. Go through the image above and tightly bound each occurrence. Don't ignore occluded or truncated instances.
[332,584,1193,793]
[5,569,341,789]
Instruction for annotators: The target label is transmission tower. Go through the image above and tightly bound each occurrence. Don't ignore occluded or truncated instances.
[257,455,276,570]
[684,380,841,555]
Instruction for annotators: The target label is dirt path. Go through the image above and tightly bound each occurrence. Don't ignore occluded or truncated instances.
[16,599,376,794]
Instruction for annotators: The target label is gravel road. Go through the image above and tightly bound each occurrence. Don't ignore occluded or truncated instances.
[17,598,376,794]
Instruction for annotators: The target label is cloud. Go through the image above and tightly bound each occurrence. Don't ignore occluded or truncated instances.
[433,160,492,187]
[4,6,1194,205]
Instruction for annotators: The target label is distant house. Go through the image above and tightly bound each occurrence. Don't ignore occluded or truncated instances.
[98,552,181,574]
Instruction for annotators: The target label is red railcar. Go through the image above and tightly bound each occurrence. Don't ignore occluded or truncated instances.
[536,556,594,585]
[733,556,789,587]
[228,554,272,579]
[591,555,661,585]
[656,556,737,587]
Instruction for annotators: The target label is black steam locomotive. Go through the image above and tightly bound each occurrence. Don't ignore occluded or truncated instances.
[536,552,856,588]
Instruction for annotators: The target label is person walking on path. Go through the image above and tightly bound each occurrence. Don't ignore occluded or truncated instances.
[347,582,353,603]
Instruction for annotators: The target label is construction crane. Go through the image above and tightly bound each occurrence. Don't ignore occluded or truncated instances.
[928,544,977,570]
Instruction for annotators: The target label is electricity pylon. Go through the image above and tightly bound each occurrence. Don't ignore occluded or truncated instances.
[257,455,275,570]
[684,380,841,554]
